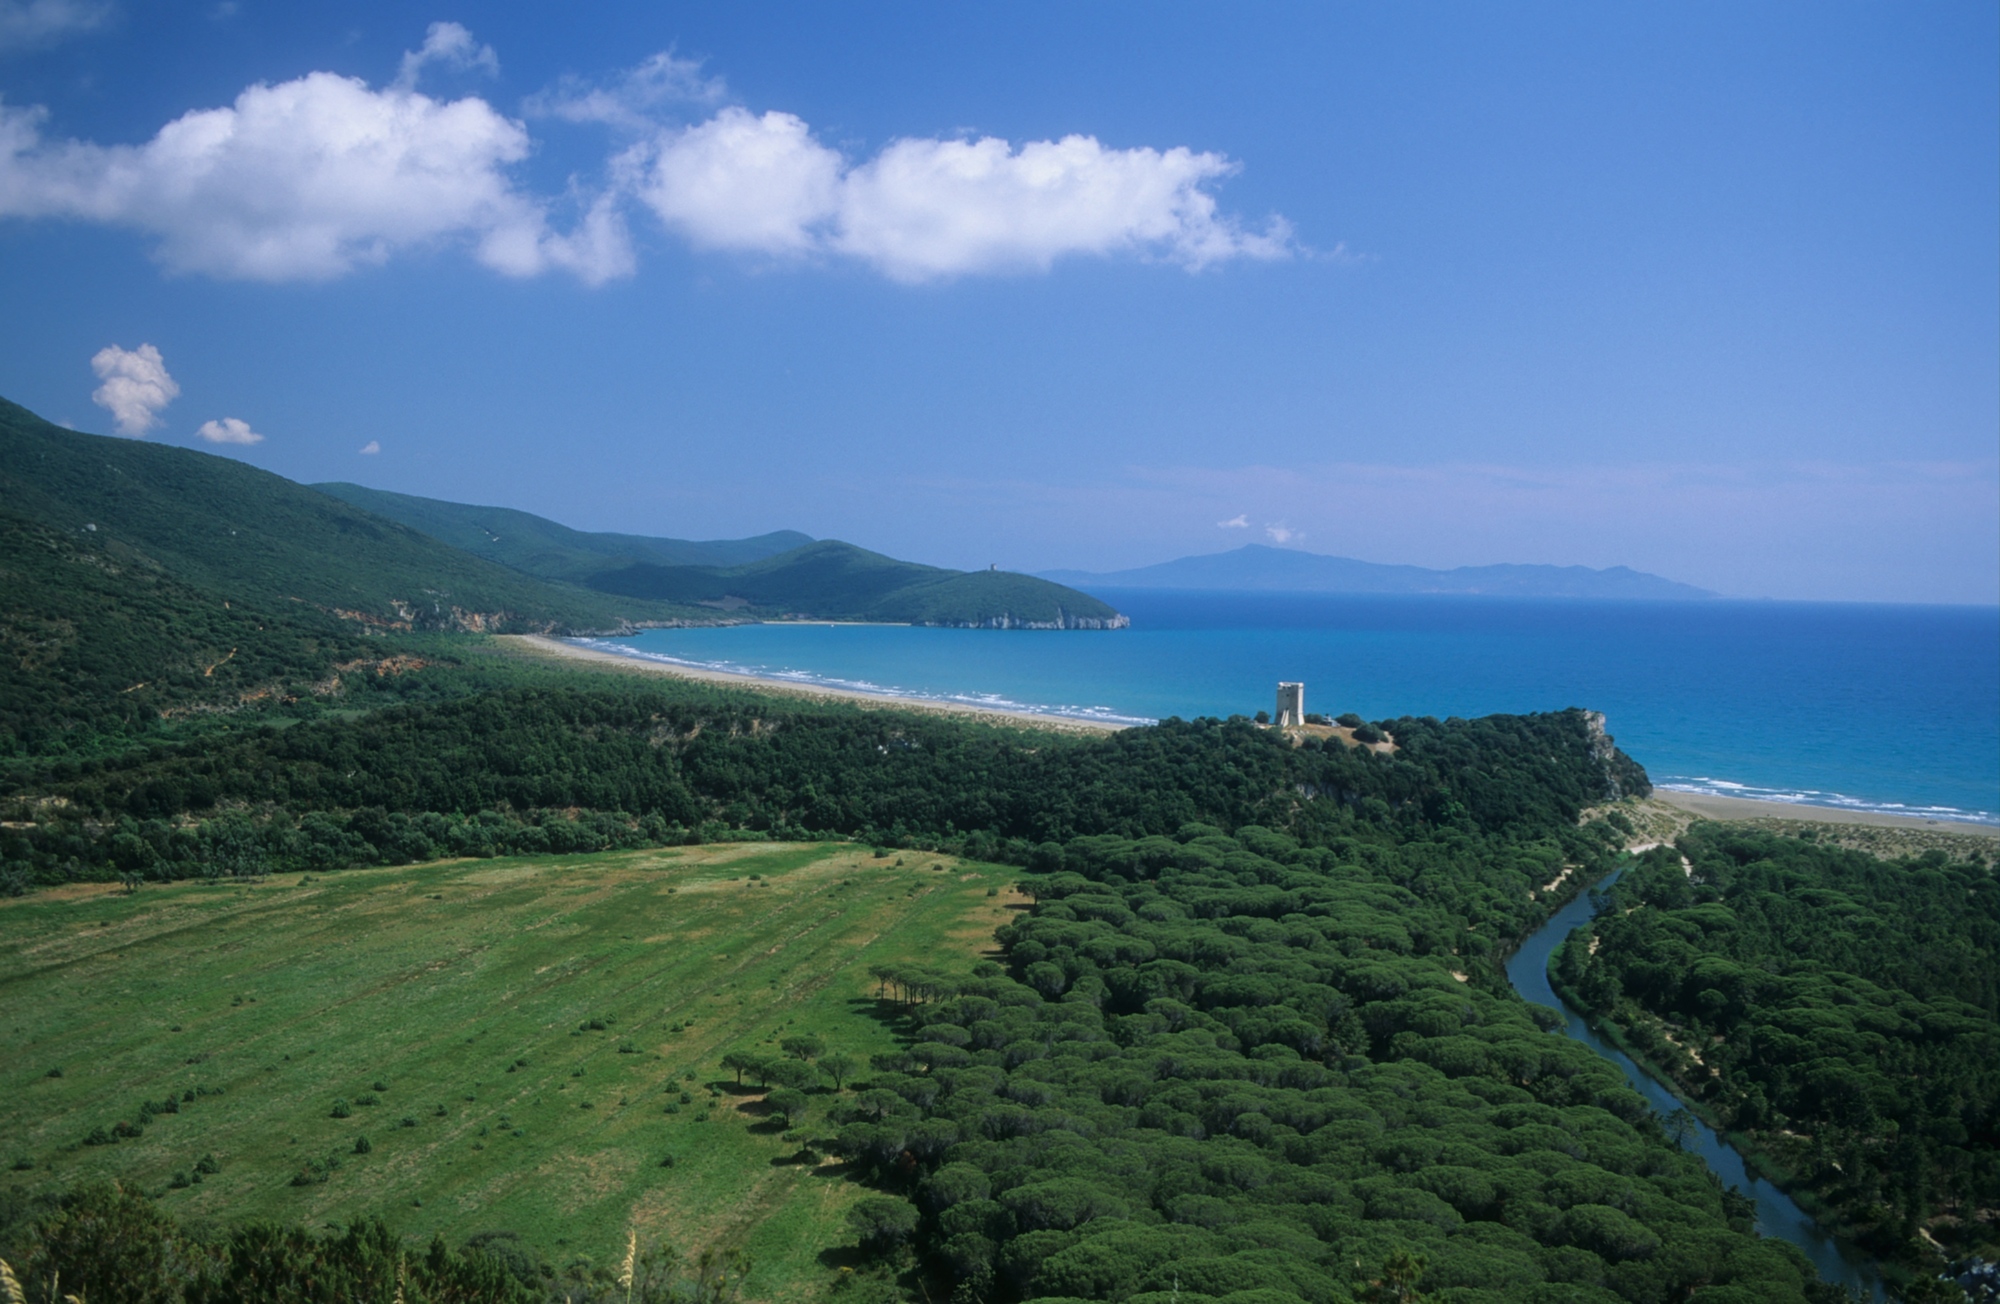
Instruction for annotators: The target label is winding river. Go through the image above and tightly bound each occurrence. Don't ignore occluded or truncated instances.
[1506,868,1886,1299]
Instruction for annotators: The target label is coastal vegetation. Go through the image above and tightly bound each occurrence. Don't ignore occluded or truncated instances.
[1,652,1643,896]
[1558,827,2000,1282]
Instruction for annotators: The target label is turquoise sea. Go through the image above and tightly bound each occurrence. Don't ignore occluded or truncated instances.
[586,591,2000,827]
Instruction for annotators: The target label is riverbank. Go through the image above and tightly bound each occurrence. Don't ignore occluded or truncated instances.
[1543,942,1891,1290]
[497,634,1132,735]
[1513,866,1888,1299]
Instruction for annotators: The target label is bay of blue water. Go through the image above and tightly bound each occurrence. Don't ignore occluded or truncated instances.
[591,591,1999,826]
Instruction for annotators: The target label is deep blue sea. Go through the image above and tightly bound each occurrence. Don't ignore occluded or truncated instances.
[588,591,2000,826]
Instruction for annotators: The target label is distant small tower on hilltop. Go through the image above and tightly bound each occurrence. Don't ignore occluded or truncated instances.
[1276,682,1305,728]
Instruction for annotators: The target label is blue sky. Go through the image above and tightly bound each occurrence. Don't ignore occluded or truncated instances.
[1,2,1994,603]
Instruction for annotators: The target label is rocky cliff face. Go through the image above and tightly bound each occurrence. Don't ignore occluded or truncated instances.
[1583,710,1651,800]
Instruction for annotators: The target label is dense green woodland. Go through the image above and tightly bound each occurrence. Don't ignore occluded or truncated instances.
[820,817,1836,1304]
[314,481,813,578]
[0,512,391,756]
[586,541,1128,627]
[3,671,1641,909]
[1560,829,2000,1277]
[0,398,694,639]
[315,481,1124,628]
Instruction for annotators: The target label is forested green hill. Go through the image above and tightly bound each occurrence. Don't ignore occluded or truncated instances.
[590,540,1128,627]
[313,481,813,579]
[1560,828,2000,1278]
[0,511,386,758]
[320,477,1126,628]
[0,398,698,635]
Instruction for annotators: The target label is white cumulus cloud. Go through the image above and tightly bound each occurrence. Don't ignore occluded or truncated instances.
[1265,524,1301,545]
[834,134,1288,280]
[89,343,177,435]
[1218,514,1248,528]
[633,107,841,255]
[0,25,630,283]
[0,0,110,53]
[1,34,1288,287]
[359,440,380,454]
[196,416,263,445]
[625,107,1291,280]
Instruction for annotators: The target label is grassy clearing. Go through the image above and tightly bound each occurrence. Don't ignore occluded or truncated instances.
[0,843,1022,1301]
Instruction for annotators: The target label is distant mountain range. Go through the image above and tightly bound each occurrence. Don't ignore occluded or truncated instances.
[1041,544,1715,600]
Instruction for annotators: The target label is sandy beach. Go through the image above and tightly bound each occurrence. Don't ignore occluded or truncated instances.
[1654,788,2000,837]
[497,634,1132,735]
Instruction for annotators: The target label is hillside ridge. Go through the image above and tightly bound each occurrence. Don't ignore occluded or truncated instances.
[0,397,697,635]
[313,481,813,578]
[326,480,1127,629]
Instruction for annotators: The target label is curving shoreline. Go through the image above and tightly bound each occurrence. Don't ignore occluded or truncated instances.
[497,634,1133,734]
[1654,788,2000,835]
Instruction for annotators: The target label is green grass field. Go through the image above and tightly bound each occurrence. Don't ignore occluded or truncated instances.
[0,843,1022,1300]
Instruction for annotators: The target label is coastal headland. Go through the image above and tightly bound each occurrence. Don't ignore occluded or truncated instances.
[509,635,1998,843]
[498,633,1131,734]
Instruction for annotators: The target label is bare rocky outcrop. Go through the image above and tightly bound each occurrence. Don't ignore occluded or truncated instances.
[923,610,1131,630]
[1583,710,1639,800]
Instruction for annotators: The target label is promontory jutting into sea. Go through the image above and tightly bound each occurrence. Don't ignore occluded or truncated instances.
[588,587,1998,829]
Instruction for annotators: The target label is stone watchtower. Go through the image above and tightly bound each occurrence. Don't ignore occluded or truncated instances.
[1275,682,1305,728]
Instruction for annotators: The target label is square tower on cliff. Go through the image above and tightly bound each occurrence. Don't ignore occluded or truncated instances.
[1276,682,1305,728]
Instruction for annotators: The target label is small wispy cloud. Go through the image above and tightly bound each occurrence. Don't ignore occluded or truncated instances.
[196,416,263,445]
[1218,514,1248,528]
[1265,524,1302,545]
[525,50,725,131]
[89,343,177,435]
[0,0,111,54]
[358,439,380,455]
[393,21,497,92]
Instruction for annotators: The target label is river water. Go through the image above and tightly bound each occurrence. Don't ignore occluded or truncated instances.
[1505,869,1886,1299]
